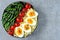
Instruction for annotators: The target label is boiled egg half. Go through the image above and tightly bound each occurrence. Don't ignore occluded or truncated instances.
[22,23,31,33]
[24,17,36,26]
[26,8,38,18]
[14,27,24,37]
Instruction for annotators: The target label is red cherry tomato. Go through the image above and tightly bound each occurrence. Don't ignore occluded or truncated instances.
[14,23,20,27]
[19,12,25,17]
[16,17,23,23]
[21,12,25,17]
[25,3,31,9]
[10,25,15,31]
[16,17,21,22]
[22,8,27,12]
[7,30,13,36]
[19,18,23,22]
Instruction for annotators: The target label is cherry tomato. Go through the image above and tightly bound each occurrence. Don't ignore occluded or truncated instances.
[16,17,21,22]
[25,3,31,9]
[22,8,27,12]
[10,25,15,31]
[19,12,25,17]
[7,30,13,36]
[14,23,20,27]
[19,18,23,22]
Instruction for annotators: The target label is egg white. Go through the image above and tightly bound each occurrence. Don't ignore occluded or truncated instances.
[22,23,31,33]
[24,17,36,26]
[26,8,38,18]
[14,27,24,37]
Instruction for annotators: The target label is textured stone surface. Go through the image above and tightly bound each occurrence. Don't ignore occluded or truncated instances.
[0,0,60,40]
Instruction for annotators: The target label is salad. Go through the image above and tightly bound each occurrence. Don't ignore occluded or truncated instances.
[2,1,38,38]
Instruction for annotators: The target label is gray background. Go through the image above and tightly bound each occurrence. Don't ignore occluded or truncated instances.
[0,0,60,40]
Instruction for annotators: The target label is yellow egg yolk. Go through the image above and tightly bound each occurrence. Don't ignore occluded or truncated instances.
[16,28,22,35]
[27,18,33,24]
[29,11,35,17]
[24,24,30,30]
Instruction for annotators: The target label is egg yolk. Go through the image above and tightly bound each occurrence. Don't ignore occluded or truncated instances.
[16,28,22,35]
[29,11,35,17]
[27,18,33,24]
[24,24,30,30]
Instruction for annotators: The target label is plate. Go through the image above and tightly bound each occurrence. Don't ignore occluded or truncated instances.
[2,1,38,38]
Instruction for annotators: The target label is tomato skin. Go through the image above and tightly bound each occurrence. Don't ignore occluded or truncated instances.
[19,18,23,22]
[7,30,14,36]
[19,12,25,17]
[16,16,23,22]
[22,8,27,12]
[19,13,22,17]
[21,12,25,17]
[10,25,15,31]
[25,3,31,9]
[14,23,20,27]
[16,17,21,22]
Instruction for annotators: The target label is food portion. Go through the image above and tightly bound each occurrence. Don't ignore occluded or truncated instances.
[26,8,38,18]
[2,1,38,38]
[14,27,24,37]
